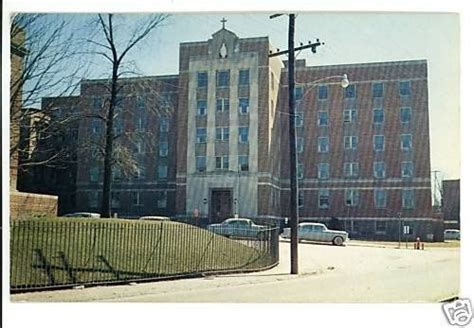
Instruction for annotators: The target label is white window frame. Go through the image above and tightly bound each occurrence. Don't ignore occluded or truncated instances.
[297,162,304,179]
[318,111,329,126]
[157,191,167,209]
[196,156,206,172]
[196,128,207,143]
[318,137,329,153]
[197,100,207,116]
[297,137,304,153]
[373,135,385,151]
[343,109,356,123]
[400,107,412,123]
[399,80,411,96]
[157,165,168,179]
[132,192,143,206]
[215,156,229,170]
[318,163,329,180]
[373,108,384,124]
[401,161,413,178]
[159,142,168,157]
[319,189,330,209]
[216,98,229,112]
[402,189,415,209]
[216,127,230,142]
[401,134,413,151]
[239,98,249,114]
[373,161,386,179]
[345,189,360,207]
[238,155,249,172]
[344,162,359,178]
[239,127,249,143]
[344,136,358,150]
[374,189,387,208]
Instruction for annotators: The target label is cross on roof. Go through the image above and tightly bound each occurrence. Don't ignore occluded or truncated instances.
[221,17,227,29]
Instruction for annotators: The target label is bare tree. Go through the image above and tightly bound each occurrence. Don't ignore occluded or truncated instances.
[91,13,169,218]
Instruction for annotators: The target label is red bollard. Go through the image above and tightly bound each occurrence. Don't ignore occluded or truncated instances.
[415,237,421,250]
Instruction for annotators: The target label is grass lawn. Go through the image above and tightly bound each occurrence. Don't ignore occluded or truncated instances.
[10,217,274,289]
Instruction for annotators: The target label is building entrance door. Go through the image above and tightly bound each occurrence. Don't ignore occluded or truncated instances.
[210,189,233,223]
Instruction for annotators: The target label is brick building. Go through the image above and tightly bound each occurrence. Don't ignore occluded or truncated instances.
[31,25,442,240]
[442,179,460,229]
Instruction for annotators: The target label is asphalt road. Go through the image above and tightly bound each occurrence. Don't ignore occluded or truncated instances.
[11,240,459,303]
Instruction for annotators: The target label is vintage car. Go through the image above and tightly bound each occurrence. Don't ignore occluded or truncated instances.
[281,222,349,246]
[207,218,270,239]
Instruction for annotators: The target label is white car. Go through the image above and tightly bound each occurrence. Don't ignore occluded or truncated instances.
[139,216,170,221]
[444,229,460,240]
[207,218,269,239]
[63,212,100,218]
[281,222,349,246]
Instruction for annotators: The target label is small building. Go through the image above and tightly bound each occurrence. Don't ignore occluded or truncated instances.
[442,179,460,229]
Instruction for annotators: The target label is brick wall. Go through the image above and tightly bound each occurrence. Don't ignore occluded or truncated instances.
[10,191,58,219]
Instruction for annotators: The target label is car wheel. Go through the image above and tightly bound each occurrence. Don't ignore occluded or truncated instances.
[333,236,344,246]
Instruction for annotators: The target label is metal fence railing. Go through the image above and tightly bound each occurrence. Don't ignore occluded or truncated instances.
[10,219,279,292]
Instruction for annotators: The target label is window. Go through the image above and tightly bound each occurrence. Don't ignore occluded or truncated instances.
[375,220,387,233]
[92,97,102,111]
[137,96,145,110]
[216,127,229,141]
[111,192,120,208]
[318,163,329,180]
[135,115,147,131]
[238,155,249,172]
[217,70,230,87]
[157,191,167,208]
[113,118,124,135]
[373,135,385,151]
[239,127,249,143]
[374,189,387,208]
[345,189,359,207]
[197,72,208,88]
[401,161,413,178]
[91,120,102,135]
[216,156,229,170]
[295,112,304,127]
[159,142,168,157]
[89,192,99,207]
[297,137,304,153]
[372,82,384,98]
[319,189,330,209]
[239,98,249,114]
[400,107,412,123]
[402,189,415,209]
[196,128,207,143]
[239,69,250,86]
[401,134,412,151]
[132,192,143,206]
[295,87,303,101]
[134,141,144,154]
[90,167,99,182]
[160,118,169,132]
[196,156,206,172]
[318,85,328,100]
[344,162,359,178]
[297,162,304,179]
[298,190,304,208]
[197,100,207,116]
[216,98,229,112]
[373,162,386,179]
[344,136,358,150]
[133,167,143,180]
[399,81,411,96]
[343,109,357,123]
[318,137,329,153]
[318,111,329,126]
[344,84,356,98]
[373,108,384,124]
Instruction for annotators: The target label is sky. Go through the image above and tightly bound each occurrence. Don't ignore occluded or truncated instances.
[85,12,461,180]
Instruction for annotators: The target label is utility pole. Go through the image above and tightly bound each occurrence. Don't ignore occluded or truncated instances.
[270,13,323,274]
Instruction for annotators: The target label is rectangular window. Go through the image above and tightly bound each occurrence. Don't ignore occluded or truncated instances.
[345,189,360,207]
[132,192,143,206]
[372,82,384,98]
[196,156,206,172]
[111,191,120,208]
[239,127,249,143]
[157,191,167,209]
[400,107,412,123]
[401,134,412,151]
[134,141,144,154]
[295,87,303,100]
[295,112,304,127]
[373,135,385,151]
[343,109,357,123]
[197,100,207,116]
[216,127,230,142]
[157,165,167,179]
[318,111,329,126]
[239,69,250,86]
[318,137,329,153]
[91,120,102,135]
[297,162,304,180]
[344,136,358,150]
[215,156,229,170]
[238,155,249,172]
[344,84,356,98]
[344,162,359,178]
[319,189,330,209]
[92,97,102,111]
[217,70,230,87]
[137,95,145,110]
[196,128,207,143]
[373,162,386,179]
[318,163,329,180]
[197,72,208,88]
[89,191,99,208]
[113,118,124,135]
[399,81,411,96]
[374,189,387,208]
[401,161,414,178]
[373,108,384,124]
[239,98,249,114]
[298,190,304,208]
[216,98,230,112]
[159,142,168,157]
[402,189,415,209]
[90,166,99,182]
[297,137,304,153]
[318,85,328,100]
[160,118,169,132]
[135,115,147,131]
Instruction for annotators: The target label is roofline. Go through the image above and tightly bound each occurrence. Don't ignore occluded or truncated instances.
[82,74,179,84]
[288,59,427,71]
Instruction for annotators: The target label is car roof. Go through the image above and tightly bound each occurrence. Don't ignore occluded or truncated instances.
[299,222,324,226]
[225,218,251,222]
